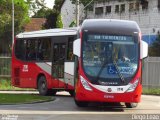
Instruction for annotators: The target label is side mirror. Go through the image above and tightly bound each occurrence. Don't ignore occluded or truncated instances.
[73,39,81,57]
[140,40,148,59]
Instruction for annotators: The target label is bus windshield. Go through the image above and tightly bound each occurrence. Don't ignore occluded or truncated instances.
[82,34,139,86]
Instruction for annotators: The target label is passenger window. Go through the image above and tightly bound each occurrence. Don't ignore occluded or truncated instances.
[26,39,37,60]
[67,37,74,61]
[15,39,26,60]
[15,38,51,61]
[37,38,51,61]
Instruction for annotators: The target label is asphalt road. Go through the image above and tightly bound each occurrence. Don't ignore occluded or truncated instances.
[0,92,160,120]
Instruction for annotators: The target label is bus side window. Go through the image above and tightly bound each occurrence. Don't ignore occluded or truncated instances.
[15,39,26,60]
[67,37,74,61]
[26,39,37,61]
[37,38,51,61]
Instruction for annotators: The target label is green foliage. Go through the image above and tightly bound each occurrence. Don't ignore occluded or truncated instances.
[32,7,53,18]
[26,0,47,15]
[56,14,63,28]
[54,0,65,11]
[149,35,160,56]
[143,88,160,95]
[69,21,76,27]
[0,93,53,104]
[43,0,65,29]
[0,79,34,90]
[31,0,65,29]
[0,0,30,55]
[43,10,58,29]
[0,57,11,75]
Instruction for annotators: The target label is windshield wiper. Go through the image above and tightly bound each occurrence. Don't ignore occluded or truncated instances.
[113,60,125,83]
[94,58,108,83]
[93,59,125,84]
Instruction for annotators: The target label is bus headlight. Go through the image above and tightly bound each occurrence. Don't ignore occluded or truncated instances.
[80,76,92,91]
[126,79,139,92]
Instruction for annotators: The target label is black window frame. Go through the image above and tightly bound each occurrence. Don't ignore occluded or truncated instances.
[115,5,120,13]
[106,6,112,14]
[129,3,134,12]
[14,37,52,62]
[141,0,148,10]
[120,4,125,13]
[95,7,104,15]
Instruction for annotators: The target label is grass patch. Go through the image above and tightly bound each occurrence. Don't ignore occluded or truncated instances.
[0,78,34,91]
[0,93,54,104]
[143,88,160,96]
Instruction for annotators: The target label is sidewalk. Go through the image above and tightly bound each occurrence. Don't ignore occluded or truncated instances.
[0,91,39,94]
[0,91,70,95]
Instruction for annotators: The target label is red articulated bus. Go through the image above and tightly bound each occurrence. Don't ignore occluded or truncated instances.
[73,19,148,108]
[12,19,148,108]
[12,28,78,96]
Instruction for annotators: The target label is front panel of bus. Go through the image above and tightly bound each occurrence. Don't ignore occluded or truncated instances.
[75,30,142,103]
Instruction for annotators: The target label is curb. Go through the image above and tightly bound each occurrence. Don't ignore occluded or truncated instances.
[0,91,39,94]
[0,90,36,91]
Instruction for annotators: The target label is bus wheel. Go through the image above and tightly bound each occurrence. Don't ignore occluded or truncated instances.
[75,100,88,107]
[125,103,138,108]
[38,76,48,96]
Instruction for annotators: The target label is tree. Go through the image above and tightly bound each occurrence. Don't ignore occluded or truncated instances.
[43,0,64,29]
[0,0,30,55]
[56,14,63,28]
[43,9,58,29]
[32,7,52,18]
[149,35,160,56]
[26,0,47,15]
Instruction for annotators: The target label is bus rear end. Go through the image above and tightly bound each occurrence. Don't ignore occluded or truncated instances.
[73,19,148,108]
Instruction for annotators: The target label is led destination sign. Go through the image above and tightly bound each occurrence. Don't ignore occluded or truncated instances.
[88,35,133,41]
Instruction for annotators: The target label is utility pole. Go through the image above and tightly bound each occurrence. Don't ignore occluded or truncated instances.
[76,0,79,27]
[12,0,14,44]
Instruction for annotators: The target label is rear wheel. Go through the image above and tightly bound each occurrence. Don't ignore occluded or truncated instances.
[125,102,138,108]
[38,76,49,96]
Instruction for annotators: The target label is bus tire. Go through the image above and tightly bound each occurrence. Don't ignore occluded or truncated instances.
[125,102,138,108]
[75,100,88,107]
[38,76,49,96]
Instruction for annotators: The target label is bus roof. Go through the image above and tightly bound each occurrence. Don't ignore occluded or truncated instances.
[81,19,140,35]
[16,27,78,38]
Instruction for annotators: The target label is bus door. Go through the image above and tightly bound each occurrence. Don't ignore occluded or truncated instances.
[52,43,66,88]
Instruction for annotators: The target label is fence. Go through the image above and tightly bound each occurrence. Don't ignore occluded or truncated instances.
[0,56,160,88]
[0,56,11,78]
[142,57,160,88]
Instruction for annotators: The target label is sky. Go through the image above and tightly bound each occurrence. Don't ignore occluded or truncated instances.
[44,0,55,9]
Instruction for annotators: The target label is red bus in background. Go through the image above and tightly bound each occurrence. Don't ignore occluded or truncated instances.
[12,28,78,96]
[73,19,148,108]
